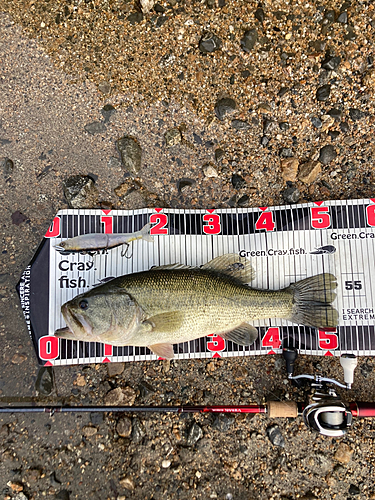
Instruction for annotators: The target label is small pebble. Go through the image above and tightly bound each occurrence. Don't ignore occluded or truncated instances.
[7,482,23,493]
[132,418,146,443]
[231,119,250,131]
[316,84,331,101]
[2,157,14,176]
[311,116,322,128]
[11,211,29,225]
[340,122,350,132]
[14,494,28,500]
[63,175,99,209]
[98,81,111,94]
[107,363,125,377]
[177,178,195,192]
[84,121,106,135]
[162,459,171,468]
[279,148,293,158]
[327,108,342,121]
[237,194,249,207]
[240,29,258,52]
[186,422,203,447]
[127,12,143,24]
[282,187,300,204]
[266,424,285,447]
[213,414,235,432]
[334,443,353,464]
[349,484,361,496]
[11,353,27,364]
[231,174,246,189]
[254,7,265,23]
[116,417,132,438]
[101,104,116,123]
[319,145,337,165]
[54,491,70,500]
[349,108,365,121]
[337,11,348,23]
[298,161,321,184]
[199,32,222,53]
[279,122,290,131]
[203,164,218,178]
[214,148,225,162]
[82,426,98,437]
[164,128,182,146]
[281,157,299,182]
[324,9,336,22]
[119,477,135,490]
[321,54,341,71]
[116,136,142,174]
[214,97,237,121]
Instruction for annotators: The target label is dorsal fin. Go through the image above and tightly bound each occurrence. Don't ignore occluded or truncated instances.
[150,263,194,271]
[201,253,255,283]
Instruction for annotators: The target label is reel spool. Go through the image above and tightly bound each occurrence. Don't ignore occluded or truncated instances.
[303,400,353,437]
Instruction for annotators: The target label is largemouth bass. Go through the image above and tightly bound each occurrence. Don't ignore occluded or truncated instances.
[54,223,153,252]
[55,254,338,359]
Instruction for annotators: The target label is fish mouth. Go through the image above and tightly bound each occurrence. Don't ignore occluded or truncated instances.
[60,303,93,337]
[54,326,73,337]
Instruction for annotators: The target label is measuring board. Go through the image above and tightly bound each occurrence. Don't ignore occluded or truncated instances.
[17,198,375,366]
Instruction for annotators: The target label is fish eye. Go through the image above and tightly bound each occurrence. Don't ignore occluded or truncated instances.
[79,299,89,310]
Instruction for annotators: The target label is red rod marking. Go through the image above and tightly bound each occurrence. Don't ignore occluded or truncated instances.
[350,402,375,418]
[202,406,267,414]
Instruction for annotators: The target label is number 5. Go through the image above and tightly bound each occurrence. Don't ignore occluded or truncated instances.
[311,207,331,229]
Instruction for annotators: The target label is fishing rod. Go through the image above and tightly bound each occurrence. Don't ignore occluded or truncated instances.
[1,350,374,437]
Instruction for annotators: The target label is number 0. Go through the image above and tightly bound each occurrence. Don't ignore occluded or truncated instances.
[39,336,59,360]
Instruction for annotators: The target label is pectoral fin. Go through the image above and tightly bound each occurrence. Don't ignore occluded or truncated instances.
[148,343,175,359]
[220,323,259,346]
[146,311,184,333]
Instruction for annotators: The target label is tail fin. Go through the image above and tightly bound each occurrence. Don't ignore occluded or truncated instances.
[288,273,338,329]
[140,223,154,243]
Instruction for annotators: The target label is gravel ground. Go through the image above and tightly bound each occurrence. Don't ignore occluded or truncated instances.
[1,0,375,498]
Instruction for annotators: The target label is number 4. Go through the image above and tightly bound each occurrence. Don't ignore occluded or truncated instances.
[262,327,281,349]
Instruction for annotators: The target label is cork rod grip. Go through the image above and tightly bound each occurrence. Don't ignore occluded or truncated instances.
[267,401,298,418]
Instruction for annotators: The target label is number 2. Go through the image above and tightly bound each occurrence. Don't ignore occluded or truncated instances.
[150,213,168,235]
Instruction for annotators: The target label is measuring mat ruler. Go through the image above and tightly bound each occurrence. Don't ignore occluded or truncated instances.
[17,199,375,366]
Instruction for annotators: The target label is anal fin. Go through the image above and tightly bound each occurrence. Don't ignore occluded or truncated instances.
[219,323,259,346]
[148,343,175,359]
